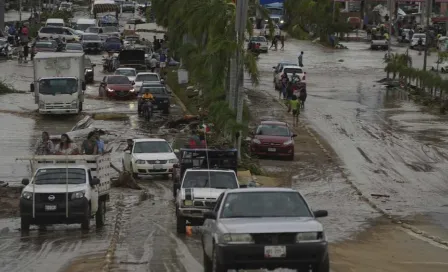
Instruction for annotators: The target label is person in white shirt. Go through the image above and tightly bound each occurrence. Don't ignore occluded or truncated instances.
[149,55,158,72]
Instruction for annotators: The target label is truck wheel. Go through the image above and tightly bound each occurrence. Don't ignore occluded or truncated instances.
[81,206,91,230]
[21,217,30,232]
[212,246,227,272]
[96,200,106,228]
[176,214,186,234]
[312,254,330,272]
[203,247,212,272]
[172,183,178,198]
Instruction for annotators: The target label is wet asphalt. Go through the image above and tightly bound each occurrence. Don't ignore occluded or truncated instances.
[0,7,447,272]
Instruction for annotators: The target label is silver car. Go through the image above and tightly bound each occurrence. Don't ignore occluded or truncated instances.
[201,187,329,272]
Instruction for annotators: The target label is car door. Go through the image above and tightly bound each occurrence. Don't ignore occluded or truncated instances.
[203,192,225,257]
[63,29,74,40]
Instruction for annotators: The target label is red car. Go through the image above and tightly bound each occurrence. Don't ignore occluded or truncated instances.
[250,121,296,160]
[99,75,136,98]
[33,41,57,54]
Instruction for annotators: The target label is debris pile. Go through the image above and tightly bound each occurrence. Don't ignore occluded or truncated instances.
[111,171,142,190]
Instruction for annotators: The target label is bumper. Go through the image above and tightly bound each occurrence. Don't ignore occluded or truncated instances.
[20,197,89,225]
[216,242,328,270]
[251,144,294,157]
[107,91,137,98]
[38,108,79,114]
[133,162,174,175]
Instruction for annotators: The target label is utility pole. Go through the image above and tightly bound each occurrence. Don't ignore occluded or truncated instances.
[387,0,392,58]
[235,0,249,160]
[19,0,22,22]
[0,0,5,31]
[332,0,336,23]
[423,0,431,71]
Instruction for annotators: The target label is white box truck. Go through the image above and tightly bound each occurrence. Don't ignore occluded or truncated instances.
[17,154,115,231]
[30,52,86,114]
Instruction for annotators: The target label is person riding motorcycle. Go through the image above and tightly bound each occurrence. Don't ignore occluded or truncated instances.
[139,92,155,118]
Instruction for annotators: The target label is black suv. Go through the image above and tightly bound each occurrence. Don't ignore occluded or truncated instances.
[137,82,170,114]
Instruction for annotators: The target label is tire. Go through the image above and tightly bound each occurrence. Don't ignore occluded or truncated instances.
[288,154,294,161]
[131,163,139,179]
[173,183,178,198]
[81,205,91,230]
[312,254,330,272]
[78,102,83,112]
[442,68,445,73]
[203,247,213,272]
[176,214,186,234]
[212,246,227,272]
[96,199,106,228]
[21,216,30,232]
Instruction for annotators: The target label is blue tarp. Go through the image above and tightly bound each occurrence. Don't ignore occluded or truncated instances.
[101,14,117,23]
[259,0,284,5]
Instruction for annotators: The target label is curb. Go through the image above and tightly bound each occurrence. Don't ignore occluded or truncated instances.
[166,84,189,114]
[272,94,448,247]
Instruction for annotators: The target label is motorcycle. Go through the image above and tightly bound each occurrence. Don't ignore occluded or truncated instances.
[141,98,154,121]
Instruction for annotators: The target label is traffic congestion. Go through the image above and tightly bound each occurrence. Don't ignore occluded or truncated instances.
[0,1,448,272]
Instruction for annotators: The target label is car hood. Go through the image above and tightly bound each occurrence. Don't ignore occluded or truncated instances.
[181,188,227,199]
[220,217,323,233]
[132,152,176,161]
[23,184,87,194]
[128,76,136,82]
[254,135,290,144]
[107,84,134,91]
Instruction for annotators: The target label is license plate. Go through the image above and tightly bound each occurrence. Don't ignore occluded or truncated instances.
[45,205,57,211]
[153,165,163,169]
[268,148,276,152]
[264,246,286,258]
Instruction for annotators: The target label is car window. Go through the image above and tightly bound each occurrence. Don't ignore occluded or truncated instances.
[140,87,165,94]
[66,43,82,50]
[133,141,172,153]
[83,35,100,41]
[115,69,136,76]
[41,27,63,34]
[284,67,303,74]
[182,172,238,189]
[35,42,55,48]
[256,124,290,137]
[107,76,130,84]
[214,193,225,213]
[106,37,120,43]
[64,29,72,35]
[220,191,313,218]
[135,74,159,82]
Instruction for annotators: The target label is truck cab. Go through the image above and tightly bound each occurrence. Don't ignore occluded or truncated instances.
[175,168,240,234]
[30,52,86,114]
[18,154,114,231]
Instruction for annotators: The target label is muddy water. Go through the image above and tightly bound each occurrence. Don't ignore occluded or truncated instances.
[253,40,448,234]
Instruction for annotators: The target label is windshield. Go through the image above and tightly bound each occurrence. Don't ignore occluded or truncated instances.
[83,35,100,41]
[47,23,64,27]
[268,8,283,16]
[125,36,139,41]
[221,191,312,218]
[107,76,130,84]
[133,141,172,153]
[116,69,136,76]
[39,78,78,95]
[135,74,159,82]
[34,168,86,185]
[66,43,82,50]
[256,124,290,137]
[103,26,118,33]
[284,68,303,74]
[76,23,95,31]
[140,87,165,94]
[35,42,54,48]
[106,37,120,43]
[251,37,266,42]
[86,28,100,33]
[182,171,238,189]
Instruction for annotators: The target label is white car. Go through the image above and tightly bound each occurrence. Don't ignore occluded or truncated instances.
[38,26,80,42]
[431,59,448,73]
[274,65,306,89]
[114,68,137,83]
[59,1,73,12]
[123,138,178,179]
[410,33,426,49]
[260,24,281,37]
[134,72,161,92]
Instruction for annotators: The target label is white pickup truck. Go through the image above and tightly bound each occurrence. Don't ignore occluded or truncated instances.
[175,169,240,234]
[18,154,115,231]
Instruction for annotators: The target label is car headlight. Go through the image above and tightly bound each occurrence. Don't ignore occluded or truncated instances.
[107,88,114,92]
[22,191,33,200]
[39,101,45,109]
[135,160,146,164]
[129,88,135,92]
[71,100,78,108]
[283,140,293,146]
[295,232,325,242]
[71,190,85,200]
[168,159,178,163]
[280,20,284,24]
[220,233,254,244]
[183,200,193,206]
[85,69,92,73]
[252,139,261,144]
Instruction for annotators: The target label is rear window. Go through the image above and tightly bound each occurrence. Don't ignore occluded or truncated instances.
[83,35,100,41]
[251,36,266,42]
[66,43,83,50]
[35,42,54,48]
[135,74,159,82]
[284,68,303,74]
[106,37,120,43]
[140,87,165,94]
[41,27,63,34]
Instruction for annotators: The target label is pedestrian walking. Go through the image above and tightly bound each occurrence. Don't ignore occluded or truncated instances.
[269,36,277,50]
[280,73,288,99]
[159,53,167,71]
[288,95,300,125]
[23,43,29,63]
[280,35,285,50]
[298,51,304,67]
[149,55,157,72]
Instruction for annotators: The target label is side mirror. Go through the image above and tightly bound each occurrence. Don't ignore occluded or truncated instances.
[203,211,216,220]
[22,178,30,186]
[90,177,100,186]
[313,210,328,218]
[125,150,131,154]
[82,81,86,91]
[30,83,34,92]
[292,134,297,137]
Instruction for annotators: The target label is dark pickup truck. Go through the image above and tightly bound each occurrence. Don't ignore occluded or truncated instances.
[119,49,146,70]
[80,34,103,53]
[172,148,238,197]
[138,82,170,114]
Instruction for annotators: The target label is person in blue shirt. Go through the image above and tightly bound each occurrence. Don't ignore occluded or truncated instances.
[159,53,167,71]
[94,130,106,154]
